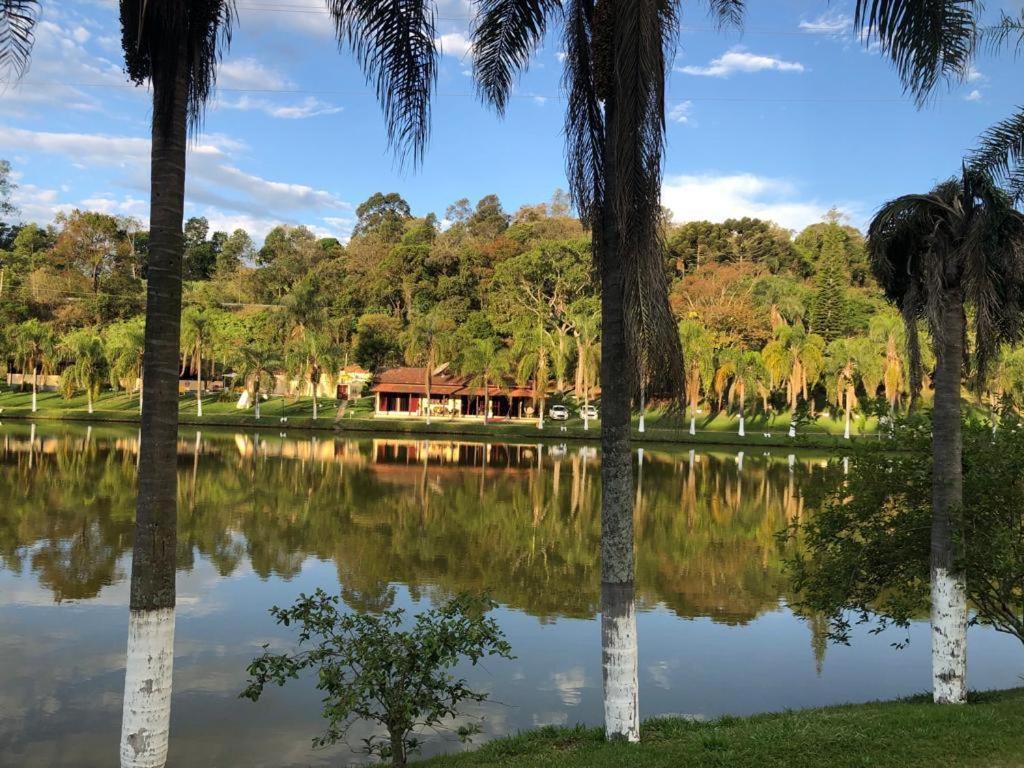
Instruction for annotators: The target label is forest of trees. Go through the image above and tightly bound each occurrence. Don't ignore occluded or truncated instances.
[3,168,1023,427]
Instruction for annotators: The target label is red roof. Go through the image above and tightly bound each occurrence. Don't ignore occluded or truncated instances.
[371,366,534,398]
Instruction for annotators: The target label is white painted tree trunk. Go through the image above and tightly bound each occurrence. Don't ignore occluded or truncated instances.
[32,371,38,413]
[931,568,967,704]
[120,607,176,768]
[88,390,94,414]
[601,582,639,742]
[254,395,260,420]
[689,416,696,436]
[738,415,745,437]
[788,421,796,438]
[843,404,851,440]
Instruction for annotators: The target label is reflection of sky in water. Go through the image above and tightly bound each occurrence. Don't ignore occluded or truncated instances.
[1,424,1022,767]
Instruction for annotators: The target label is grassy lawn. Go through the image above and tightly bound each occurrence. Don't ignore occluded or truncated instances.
[0,387,872,448]
[422,688,1024,768]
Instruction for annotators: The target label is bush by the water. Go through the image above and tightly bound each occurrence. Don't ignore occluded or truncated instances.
[241,590,513,767]
[786,411,1024,646]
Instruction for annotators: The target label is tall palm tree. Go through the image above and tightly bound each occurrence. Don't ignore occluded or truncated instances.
[678,319,716,435]
[234,345,281,421]
[105,318,146,412]
[868,309,908,413]
[473,0,746,739]
[181,307,211,418]
[571,305,601,430]
[513,322,554,429]
[761,321,826,414]
[285,328,341,421]
[59,329,108,415]
[13,319,55,413]
[458,337,513,424]
[825,336,881,440]
[868,168,1024,704]
[713,348,766,438]
[7,2,441,763]
[402,310,458,425]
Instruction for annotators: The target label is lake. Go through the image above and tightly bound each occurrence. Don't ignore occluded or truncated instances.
[0,422,1020,767]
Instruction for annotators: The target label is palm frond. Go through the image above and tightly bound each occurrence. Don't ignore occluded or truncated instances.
[704,0,744,30]
[611,0,683,402]
[979,11,1024,56]
[854,0,979,105]
[562,0,603,228]
[121,0,236,134]
[472,0,560,115]
[970,108,1024,202]
[328,0,438,166]
[0,0,39,79]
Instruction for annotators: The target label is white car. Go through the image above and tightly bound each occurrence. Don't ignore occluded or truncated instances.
[579,405,598,421]
[549,405,570,421]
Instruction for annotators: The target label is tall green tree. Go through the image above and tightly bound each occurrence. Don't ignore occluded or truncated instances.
[868,168,1024,704]
[472,1,743,737]
[678,319,716,435]
[809,227,851,341]
[181,307,211,417]
[13,318,55,412]
[457,336,512,424]
[59,328,107,414]
[713,347,767,437]
[234,345,281,421]
[402,310,458,425]
[105,317,146,409]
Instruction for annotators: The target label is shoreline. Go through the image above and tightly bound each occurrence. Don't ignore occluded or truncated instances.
[0,406,864,450]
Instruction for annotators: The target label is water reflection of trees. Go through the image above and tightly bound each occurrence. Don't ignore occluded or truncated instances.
[0,430,827,622]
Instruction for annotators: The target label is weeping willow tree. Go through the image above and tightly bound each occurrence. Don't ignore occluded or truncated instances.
[471,0,743,740]
[867,168,1024,704]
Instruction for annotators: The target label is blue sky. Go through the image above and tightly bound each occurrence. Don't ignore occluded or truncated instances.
[2,0,1022,242]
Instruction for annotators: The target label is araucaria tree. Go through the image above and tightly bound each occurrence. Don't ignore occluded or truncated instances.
[868,168,1024,703]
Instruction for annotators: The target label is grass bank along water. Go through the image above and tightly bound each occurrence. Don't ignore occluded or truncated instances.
[421,689,1024,768]
[0,389,867,449]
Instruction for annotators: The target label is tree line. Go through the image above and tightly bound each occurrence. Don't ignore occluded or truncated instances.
[5,180,1024,432]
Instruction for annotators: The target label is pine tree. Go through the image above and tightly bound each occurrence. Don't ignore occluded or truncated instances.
[809,227,850,341]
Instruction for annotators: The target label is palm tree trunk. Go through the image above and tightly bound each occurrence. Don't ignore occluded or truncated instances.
[930,293,967,704]
[843,387,852,440]
[196,349,202,418]
[32,366,38,413]
[598,90,639,743]
[122,37,188,768]
[88,388,94,415]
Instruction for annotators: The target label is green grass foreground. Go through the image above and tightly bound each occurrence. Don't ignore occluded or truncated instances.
[423,688,1024,768]
[0,387,873,448]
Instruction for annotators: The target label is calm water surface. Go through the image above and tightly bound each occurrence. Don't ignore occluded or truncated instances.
[0,423,1020,767]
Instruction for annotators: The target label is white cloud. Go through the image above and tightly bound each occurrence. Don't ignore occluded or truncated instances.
[218,57,292,91]
[662,173,855,232]
[435,31,474,60]
[0,126,352,240]
[677,47,805,77]
[531,95,548,106]
[218,95,343,119]
[668,101,694,125]
[965,89,983,102]
[71,26,91,44]
[799,11,853,36]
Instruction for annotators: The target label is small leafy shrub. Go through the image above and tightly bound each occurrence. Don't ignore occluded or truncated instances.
[241,589,513,767]
[786,411,1024,647]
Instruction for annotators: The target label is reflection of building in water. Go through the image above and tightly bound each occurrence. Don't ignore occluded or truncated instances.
[370,439,538,470]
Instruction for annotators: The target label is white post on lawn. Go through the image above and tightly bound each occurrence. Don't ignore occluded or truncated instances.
[120,607,175,768]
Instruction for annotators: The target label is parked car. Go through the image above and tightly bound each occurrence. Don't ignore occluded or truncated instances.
[549,404,570,421]
[579,405,598,420]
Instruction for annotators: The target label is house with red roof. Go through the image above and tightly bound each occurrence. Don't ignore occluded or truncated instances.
[370,364,535,420]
